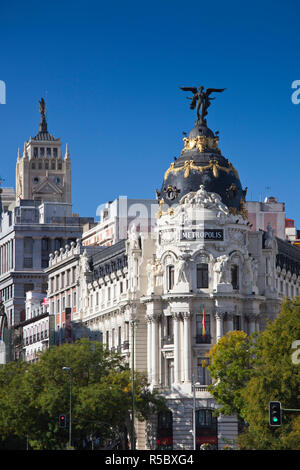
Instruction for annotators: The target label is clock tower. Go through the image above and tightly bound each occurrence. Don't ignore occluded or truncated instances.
[16,98,71,204]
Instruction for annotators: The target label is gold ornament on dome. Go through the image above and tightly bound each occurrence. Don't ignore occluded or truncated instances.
[229,198,248,220]
[181,135,220,155]
[164,159,239,181]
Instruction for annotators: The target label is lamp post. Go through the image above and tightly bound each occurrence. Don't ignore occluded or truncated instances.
[130,318,135,450]
[192,374,199,450]
[62,367,72,449]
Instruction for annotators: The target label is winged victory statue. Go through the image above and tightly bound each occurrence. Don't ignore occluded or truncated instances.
[180,86,225,125]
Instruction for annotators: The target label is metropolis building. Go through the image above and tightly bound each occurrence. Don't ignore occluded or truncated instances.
[3,91,300,448]
[54,88,300,450]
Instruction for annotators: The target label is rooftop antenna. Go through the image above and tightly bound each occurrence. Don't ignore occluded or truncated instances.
[265,186,271,201]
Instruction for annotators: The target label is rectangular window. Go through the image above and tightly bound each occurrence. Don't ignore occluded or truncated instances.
[118,326,122,348]
[168,265,175,290]
[233,315,241,330]
[197,357,210,385]
[166,316,173,338]
[23,237,33,268]
[231,265,239,290]
[125,321,129,341]
[196,313,211,343]
[197,263,209,288]
[23,258,33,268]
[167,359,174,387]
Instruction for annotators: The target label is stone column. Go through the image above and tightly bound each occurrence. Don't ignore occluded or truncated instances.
[146,315,152,384]
[173,312,181,384]
[247,313,256,335]
[183,312,192,383]
[226,312,234,333]
[215,310,225,341]
[151,313,160,386]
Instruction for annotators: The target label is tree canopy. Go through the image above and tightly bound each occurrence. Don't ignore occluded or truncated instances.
[0,339,166,450]
[206,297,300,449]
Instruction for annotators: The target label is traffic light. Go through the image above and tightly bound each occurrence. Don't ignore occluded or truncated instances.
[269,401,282,426]
[59,414,66,428]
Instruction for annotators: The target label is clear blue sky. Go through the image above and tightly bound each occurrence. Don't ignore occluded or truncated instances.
[1,0,300,226]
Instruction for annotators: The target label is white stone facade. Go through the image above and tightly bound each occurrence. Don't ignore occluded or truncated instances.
[56,184,300,450]
[23,291,50,362]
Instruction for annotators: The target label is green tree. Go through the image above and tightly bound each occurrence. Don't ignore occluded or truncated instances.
[205,298,300,450]
[0,339,166,449]
[240,298,300,449]
[206,330,255,417]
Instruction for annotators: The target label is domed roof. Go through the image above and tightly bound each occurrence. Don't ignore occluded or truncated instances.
[157,120,247,218]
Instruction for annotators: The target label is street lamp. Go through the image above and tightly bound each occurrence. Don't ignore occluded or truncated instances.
[192,374,200,450]
[130,318,136,450]
[62,367,72,449]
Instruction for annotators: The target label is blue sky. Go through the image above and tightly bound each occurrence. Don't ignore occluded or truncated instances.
[1,0,300,226]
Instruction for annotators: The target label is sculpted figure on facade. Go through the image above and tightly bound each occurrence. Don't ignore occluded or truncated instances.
[266,255,276,292]
[80,250,91,273]
[128,223,140,250]
[251,257,259,290]
[214,254,230,285]
[176,254,190,284]
[264,223,275,249]
[146,258,155,294]
[179,185,229,219]
[242,256,253,287]
[154,258,163,287]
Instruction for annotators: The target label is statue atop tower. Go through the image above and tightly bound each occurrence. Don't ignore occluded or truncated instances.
[15,98,71,204]
[180,86,225,126]
[38,97,48,133]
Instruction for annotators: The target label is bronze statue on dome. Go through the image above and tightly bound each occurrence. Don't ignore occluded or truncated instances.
[180,86,225,125]
[38,97,48,133]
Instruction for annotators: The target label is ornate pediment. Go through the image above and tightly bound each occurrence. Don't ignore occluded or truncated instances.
[32,177,62,196]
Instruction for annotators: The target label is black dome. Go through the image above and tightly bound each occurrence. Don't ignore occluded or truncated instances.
[157,121,247,217]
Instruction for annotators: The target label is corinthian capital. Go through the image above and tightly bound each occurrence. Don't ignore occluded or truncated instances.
[182,311,192,320]
[215,310,226,321]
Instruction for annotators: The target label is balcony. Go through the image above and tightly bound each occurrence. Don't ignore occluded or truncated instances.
[194,384,210,393]
[195,334,211,344]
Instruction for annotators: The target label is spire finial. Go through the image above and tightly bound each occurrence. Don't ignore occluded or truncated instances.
[38,97,48,133]
[65,143,70,159]
[23,142,28,158]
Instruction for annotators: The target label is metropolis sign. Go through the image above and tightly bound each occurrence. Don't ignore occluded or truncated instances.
[181,228,224,241]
